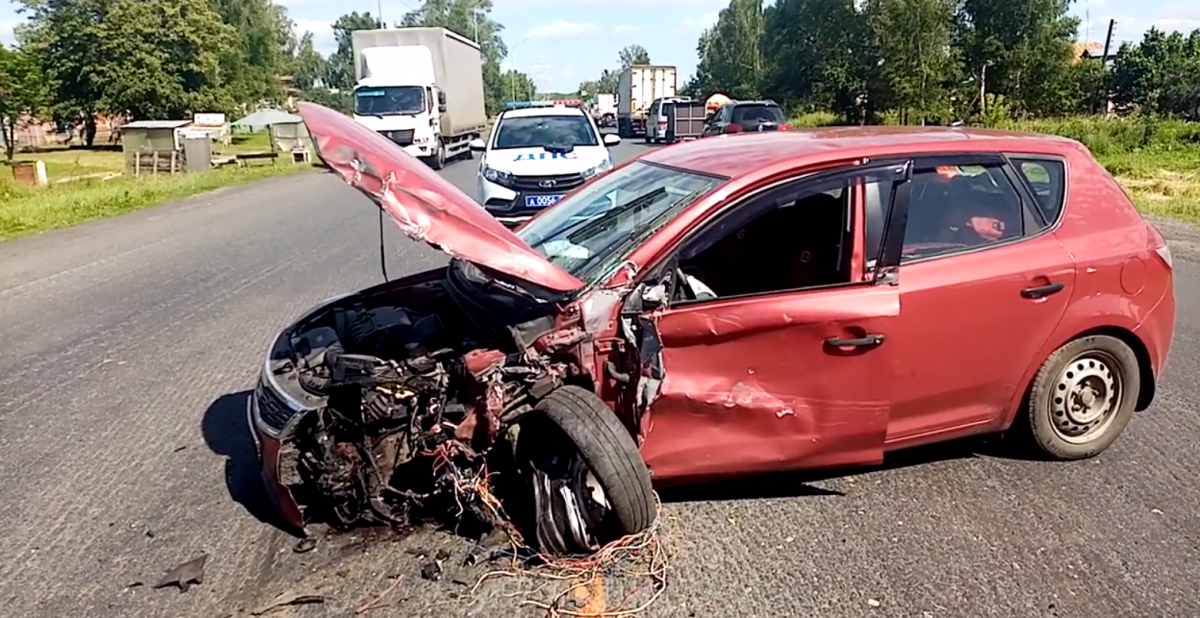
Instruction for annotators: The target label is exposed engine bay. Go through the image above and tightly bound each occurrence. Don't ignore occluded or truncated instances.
[258,265,612,549]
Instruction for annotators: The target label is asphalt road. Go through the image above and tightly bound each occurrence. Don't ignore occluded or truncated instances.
[1,139,1198,618]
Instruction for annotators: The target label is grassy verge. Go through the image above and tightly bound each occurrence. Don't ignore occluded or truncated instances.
[1,163,313,242]
[789,112,1200,224]
[1,130,319,242]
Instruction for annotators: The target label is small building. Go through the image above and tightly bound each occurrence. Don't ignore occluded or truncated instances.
[120,120,193,176]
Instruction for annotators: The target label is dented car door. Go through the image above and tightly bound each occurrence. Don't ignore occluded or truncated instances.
[633,163,914,484]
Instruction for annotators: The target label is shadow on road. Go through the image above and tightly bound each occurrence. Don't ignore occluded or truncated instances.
[201,390,295,535]
[659,436,986,504]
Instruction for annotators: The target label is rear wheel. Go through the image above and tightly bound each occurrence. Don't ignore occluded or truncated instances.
[1015,335,1141,460]
[516,386,656,555]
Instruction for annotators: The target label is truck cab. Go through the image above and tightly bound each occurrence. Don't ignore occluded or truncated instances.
[353,46,447,166]
[351,28,488,170]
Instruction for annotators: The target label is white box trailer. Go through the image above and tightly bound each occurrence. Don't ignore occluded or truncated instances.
[616,65,677,138]
[350,27,487,169]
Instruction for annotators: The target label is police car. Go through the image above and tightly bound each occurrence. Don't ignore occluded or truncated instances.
[469,100,621,225]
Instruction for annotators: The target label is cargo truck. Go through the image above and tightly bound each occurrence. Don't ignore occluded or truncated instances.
[351,27,488,169]
[616,65,676,138]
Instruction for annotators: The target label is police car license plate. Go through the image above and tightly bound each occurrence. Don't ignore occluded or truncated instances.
[524,194,564,209]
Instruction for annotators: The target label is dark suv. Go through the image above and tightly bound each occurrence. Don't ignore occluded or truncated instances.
[702,100,789,136]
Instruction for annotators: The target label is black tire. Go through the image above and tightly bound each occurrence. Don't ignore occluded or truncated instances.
[1015,335,1141,460]
[519,386,656,549]
[430,142,446,170]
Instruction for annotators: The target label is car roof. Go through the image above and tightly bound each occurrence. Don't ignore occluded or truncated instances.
[643,126,1082,179]
[500,106,587,119]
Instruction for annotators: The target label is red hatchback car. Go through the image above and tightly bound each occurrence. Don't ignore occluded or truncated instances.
[248,103,1175,554]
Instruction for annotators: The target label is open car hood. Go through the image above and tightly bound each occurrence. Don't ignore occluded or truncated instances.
[298,102,585,293]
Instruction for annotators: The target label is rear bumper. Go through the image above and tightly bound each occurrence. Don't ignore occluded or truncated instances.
[1134,278,1176,380]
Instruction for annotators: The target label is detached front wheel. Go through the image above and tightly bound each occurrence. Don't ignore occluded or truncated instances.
[517,386,656,555]
[1017,335,1141,460]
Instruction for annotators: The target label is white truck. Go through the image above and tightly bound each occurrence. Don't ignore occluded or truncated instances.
[616,65,677,138]
[351,27,488,169]
[594,93,617,128]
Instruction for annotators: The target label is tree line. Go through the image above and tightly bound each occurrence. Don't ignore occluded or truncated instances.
[0,0,542,157]
[685,0,1200,124]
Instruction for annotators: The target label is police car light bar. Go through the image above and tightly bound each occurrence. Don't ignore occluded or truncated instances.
[503,99,584,110]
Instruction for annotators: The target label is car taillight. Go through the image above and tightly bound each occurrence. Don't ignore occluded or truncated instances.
[1148,224,1172,268]
[779,124,790,131]
[724,124,743,134]
[657,118,667,126]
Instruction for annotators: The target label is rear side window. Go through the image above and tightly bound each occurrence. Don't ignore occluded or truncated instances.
[899,164,1027,263]
[732,104,786,126]
[1011,158,1067,227]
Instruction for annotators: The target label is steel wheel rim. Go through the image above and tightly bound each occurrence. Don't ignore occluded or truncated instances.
[1050,350,1124,444]
[531,451,611,555]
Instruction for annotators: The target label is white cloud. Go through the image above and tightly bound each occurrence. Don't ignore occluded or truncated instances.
[527,20,601,39]
[0,15,23,46]
[613,24,639,36]
[678,12,719,35]
[292,18,336,53]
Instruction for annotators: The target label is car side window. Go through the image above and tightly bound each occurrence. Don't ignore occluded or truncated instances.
[1011,157,1067,228]
[898,164,1027,263]
[667,172,894,303]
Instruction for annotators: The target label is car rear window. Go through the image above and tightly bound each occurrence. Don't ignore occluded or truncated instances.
[732,104,785,126]
[1011,158,1067,227]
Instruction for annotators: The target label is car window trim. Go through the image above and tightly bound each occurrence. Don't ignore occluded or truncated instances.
[1003,152,1069,233]
[630,160,912,308]
[863,152,1052,267]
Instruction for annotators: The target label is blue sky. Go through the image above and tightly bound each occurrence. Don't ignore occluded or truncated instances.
[3,0,1199,92]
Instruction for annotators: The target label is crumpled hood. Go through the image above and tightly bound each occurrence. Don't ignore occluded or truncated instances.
[485,146,610,176]
[298,102,585,293]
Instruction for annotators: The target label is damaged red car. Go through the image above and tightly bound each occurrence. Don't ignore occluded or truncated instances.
[248,102,1175,554]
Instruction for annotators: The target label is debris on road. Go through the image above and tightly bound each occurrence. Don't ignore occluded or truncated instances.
[251,591,327,615]
[355,575,405,614]
[293,538,318,554]
[152,554,207,593]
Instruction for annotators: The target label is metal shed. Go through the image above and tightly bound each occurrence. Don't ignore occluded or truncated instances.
[120,120,192,176]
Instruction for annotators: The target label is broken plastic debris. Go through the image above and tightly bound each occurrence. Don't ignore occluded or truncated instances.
[152,554,207,593]
[252,591,327,615]
[293,538,318,553]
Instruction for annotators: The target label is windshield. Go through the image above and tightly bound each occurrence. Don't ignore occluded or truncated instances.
[493,114,599,150]
[354,86,425,116]
[516,161,725,285]
[733,104,786,126]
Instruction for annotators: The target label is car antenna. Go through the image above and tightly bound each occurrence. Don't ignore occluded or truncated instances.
[378,206,389,282]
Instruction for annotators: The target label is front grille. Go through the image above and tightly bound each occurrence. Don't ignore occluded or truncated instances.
[379,129,415,146]
[509,173,586,192]
[255,376,299,433]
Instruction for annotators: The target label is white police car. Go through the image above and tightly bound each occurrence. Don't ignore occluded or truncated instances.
[469,101,621,225]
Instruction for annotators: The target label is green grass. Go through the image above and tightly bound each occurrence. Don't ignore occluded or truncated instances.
[0,163,313,242]
[0,130,323,241]
[787,112,1200,224]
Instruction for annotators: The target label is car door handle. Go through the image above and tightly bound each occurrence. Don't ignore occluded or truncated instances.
[1021,281,1065,300]
[826,334,885,348]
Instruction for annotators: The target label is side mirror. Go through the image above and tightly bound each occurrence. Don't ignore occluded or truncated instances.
[603,133,621,146]
[639,281,668,310]
[438,104,447,113]
[469,138,487,151]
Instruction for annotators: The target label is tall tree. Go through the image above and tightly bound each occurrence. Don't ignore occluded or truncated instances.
[957,0,1079,115]
[691,0,765,99]
[618,44,651,69]
[326,11,382,90]
[290,31,329,91]
[760,0,873,119]
[0,44,48,160]
[209,0,292,110]
[863,0,959,123]
[16,0,111,145]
